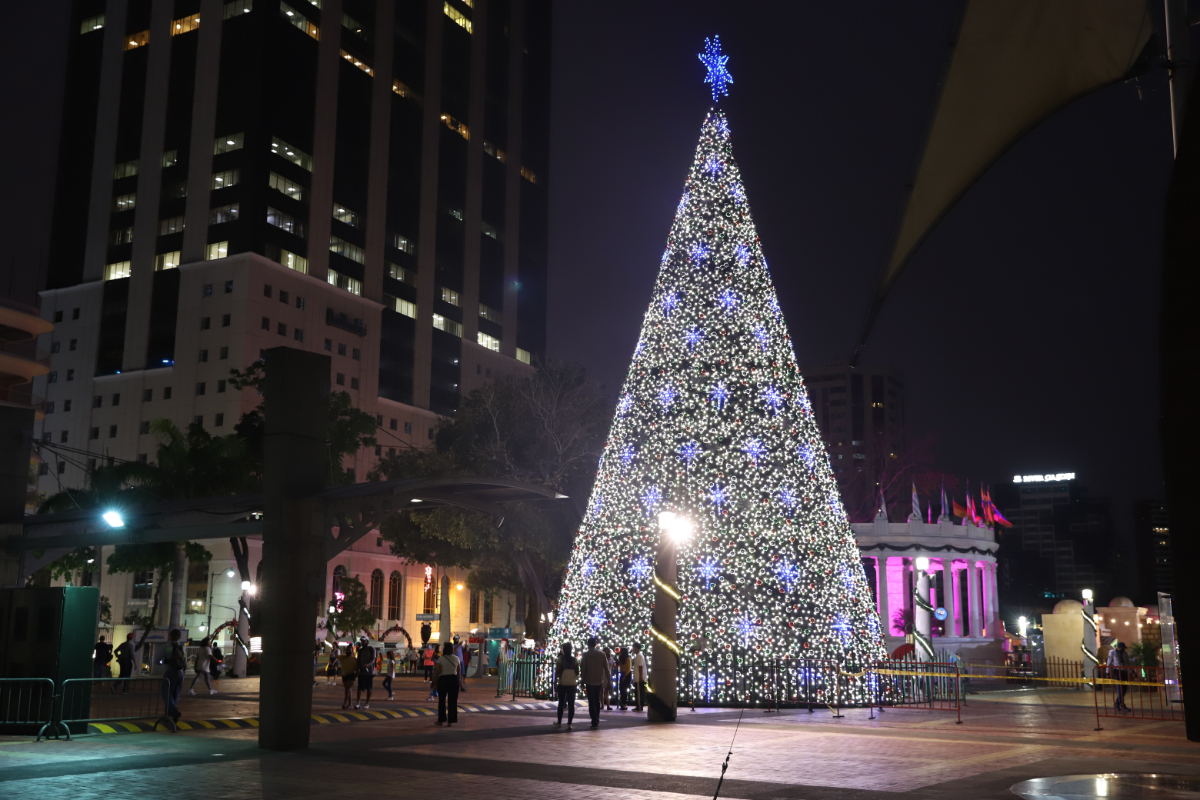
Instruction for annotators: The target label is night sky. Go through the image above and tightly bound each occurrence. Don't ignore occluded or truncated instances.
[546,1,1176,546]
[0,2,1178,549]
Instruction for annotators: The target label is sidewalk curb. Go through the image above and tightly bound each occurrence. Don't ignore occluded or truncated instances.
[85,700,580,735]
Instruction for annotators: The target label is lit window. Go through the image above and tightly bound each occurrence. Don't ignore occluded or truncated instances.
[104,261,132,281]
[210,203,240,224]
[391,233,416,254]
[214,132,244,154]
[282,250,308,274]
[326,269,362,296]
[158,216,186,235]
[339,49,373,75]
[440,287,461,306]
[444,2,472,33]
[223,0,254,19]
[80,14,105,33]
[280,2,320,39]
[329,236,364,264]
[479,303,501,324]
[521,165,537,183]
[432,314,462,337]
[387,263,416,285]
[385,295,417,319]
[516,347,531,365]
[392,79,419,102]
[478,332,500,352]
[172,14,200,35]
[481,221,500,240]
[155,251,181,271]
[482,140,507,163]
[211,169,240,189]
[333,204,362,228]
[269,172,304,200]
[125,30,150,50]
[113,159,139,179]
[440,113,469,140]
[109,227,133,245]
[112,193,136,212]
[266,206,306,237]
[206,242,228,260]
[448,208,464,221]
[270,136,312,170]
[162,150,179,167]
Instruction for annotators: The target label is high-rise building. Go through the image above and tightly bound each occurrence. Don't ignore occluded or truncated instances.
[1134,500,1171,599]
[32,0,551,494]
[997,474,1114,609]
[802,363,907,520]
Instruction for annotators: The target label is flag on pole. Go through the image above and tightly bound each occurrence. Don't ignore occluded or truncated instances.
[912,482,921,519]
[982,485,995,525]
[877,486,888,519]
[941,482,950,521]
[952,499,970,518]
[992,507,1013,528]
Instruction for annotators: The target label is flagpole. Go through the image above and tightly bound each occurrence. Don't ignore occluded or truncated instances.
[1166,0,1192,156]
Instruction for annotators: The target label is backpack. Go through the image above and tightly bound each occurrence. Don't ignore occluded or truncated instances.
[558,656,579,687]
[163,643,187,670]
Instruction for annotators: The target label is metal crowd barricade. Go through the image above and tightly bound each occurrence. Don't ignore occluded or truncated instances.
[0,678,65,741]
[966,657,1084,689]
[762,658,868,716]
[1092,664,1184,730]
[871,659,962,724]
[509,657,555,701]
[59,677,175,733]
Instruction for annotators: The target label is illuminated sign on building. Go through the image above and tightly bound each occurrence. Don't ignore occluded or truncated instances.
[1013,472,1075,484]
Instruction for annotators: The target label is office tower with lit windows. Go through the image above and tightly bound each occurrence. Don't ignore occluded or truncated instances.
[801,363,907,520]
[33,0,550,493]
[1134,500,1171,598]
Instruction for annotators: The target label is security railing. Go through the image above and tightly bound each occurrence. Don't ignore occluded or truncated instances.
[59,677,175,733]
[1093,664,1184,729]
[871,659,962,723]
[0,678,65,741]
[507,656,556,700]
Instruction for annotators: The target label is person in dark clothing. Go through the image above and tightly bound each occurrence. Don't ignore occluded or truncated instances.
[579,636,609,729]
[112,632,136,693]
[93,635,113,678]
[553,642,579,730]
[616,647,632,710]
[209,642,223,680]
[434,642,461,726]
[160,629,187,723]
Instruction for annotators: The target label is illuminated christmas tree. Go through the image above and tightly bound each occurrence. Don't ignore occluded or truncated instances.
[548,40,886,703]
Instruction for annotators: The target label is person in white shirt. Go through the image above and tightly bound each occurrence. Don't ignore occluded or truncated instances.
[187,637,218,695]
[1107,641,1131,711]
[630,642,647,712]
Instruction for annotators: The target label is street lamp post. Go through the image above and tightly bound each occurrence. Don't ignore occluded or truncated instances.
[912,557,934,661]
[649,511,691,723]
[1081,588,1098,680]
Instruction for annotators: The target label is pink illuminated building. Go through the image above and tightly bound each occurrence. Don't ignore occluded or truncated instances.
[853,509,1005,660]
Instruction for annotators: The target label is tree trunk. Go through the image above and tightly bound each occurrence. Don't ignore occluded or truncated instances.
[523,593,541,644]
[168,541,186,630]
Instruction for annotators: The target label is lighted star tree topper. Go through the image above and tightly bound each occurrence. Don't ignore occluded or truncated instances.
[547,41,886,704]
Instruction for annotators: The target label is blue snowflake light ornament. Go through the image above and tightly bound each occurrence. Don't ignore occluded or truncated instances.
[698,36,734,102]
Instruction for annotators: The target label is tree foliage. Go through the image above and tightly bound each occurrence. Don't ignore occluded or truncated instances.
[325,575,376,640]
[376,361,610,636]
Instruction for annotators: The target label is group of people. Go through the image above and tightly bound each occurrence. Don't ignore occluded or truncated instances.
[93,631,223,705]
[324,635,387,710]
[553,638,646,730]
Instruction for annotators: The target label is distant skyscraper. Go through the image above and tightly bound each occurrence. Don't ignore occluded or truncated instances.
[33,0,551,493]
[802,363,906,520]
[1134,500,1171,598]
[997,475,1114,608]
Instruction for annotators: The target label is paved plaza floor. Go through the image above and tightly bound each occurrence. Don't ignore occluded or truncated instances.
[2,679,1199,799]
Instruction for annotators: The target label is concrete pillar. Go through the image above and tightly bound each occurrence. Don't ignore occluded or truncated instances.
[438,574,451,644]
[940,558,954,634]
[967,559,982,638]
[258,347,330,751]
[951,562,963,637]
[988,562,1003,636]
[914,563,932,660]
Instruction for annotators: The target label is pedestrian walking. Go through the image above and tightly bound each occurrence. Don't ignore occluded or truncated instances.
[631,642,647,711]
[159,629,187,723]
[408,647,419,674]
[602,647,615,710]
[553,642,579,730]
[112,632,136,693]
[383,651,396,700]
[497,640,513,694]
[434,642,461,726]
[93,635,113,679]
[187,637,218,695]
[452,635,467,690]
[579,637,609,729]
[339,644,359,709]
[1108,641,1132,712]
[355,636,376,709]
[325,647,340,685]
[423,643,436,684]
[616,647,632,710]
[209,641,223,680]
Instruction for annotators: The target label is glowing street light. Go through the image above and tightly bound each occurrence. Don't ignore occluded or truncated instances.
[102,510,124,528]
[1081,588,1093,601]
[915,556,930,573]
[657,511,693,543]
[246,585,256,595]
[225,569,236,578]
[1018,616,1028,638]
